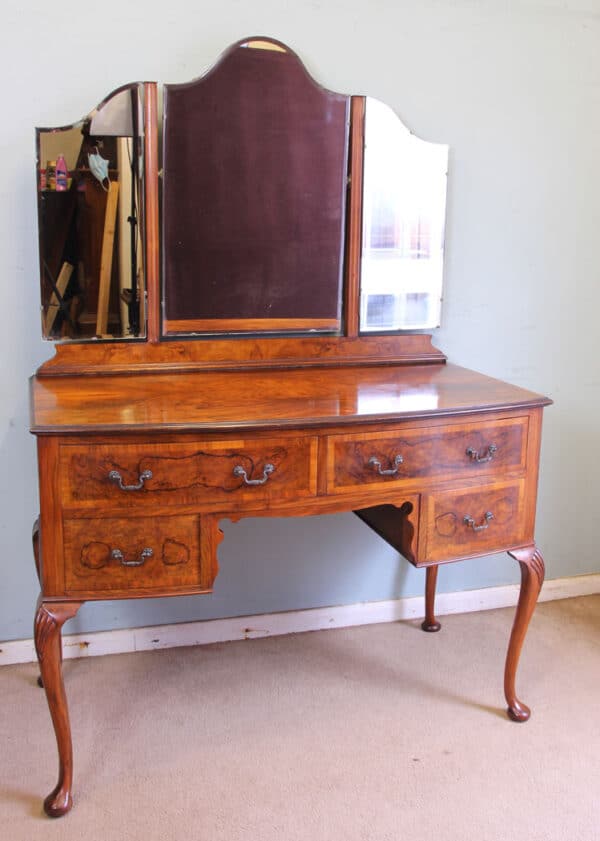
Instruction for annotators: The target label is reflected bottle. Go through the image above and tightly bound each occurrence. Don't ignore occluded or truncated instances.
[55,154,68,191]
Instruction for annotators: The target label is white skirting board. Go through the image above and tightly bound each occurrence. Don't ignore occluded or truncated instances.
[1,573,599,667]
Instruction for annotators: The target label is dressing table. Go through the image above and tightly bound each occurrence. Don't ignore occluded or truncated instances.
[30,37,551,817]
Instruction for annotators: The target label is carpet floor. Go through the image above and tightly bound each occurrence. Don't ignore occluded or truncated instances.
[1,595,599,840]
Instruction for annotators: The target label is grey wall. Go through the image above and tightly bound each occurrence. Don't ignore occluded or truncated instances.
[1,0,598,642]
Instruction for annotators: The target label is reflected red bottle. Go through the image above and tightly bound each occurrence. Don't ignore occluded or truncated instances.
[55,154,68,191]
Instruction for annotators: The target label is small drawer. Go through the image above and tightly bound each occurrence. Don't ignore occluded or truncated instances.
[60,436,318,509]
[63,515,207,594]
[419,480,529,563]
[326,416,528,494]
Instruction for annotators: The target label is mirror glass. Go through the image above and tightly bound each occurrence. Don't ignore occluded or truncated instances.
[36,84,146,341]
[360,98,448,332]
[162,39,349,336]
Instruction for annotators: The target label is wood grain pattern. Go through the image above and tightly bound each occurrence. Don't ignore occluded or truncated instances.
[63,515,203,594]
[505,544,545,721]
[353,498,420,565]
[37,437,64,594]
[421,565,441,632]
[34,598,83,817]
[29,37,554,820]
[419,480,529,563]
[328,415,528,494]
[95,180,120,336]
[144,82,160,343]
[343,96,365,338]
[60,437,318,507]
[31,364,550,434]
[163,318,340,334]
[36,334,446,375]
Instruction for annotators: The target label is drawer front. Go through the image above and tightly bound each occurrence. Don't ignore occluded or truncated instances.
[327,416,528,494]
[420,481,528,563]
[63,515,204,593]
[60,437,318,508]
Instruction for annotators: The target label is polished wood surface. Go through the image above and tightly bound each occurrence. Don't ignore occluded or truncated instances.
[343,96,365,338]
[419,479,527,563]
[60,436,319,507]
[34,598,83,817]
[63,514,204,594]
[421,565,441,632]
[505,545,546,722]
[30,36,552,818]
[31,362,549,433]
[163,317,340,334]
[31,303,553,816]
[144,82,160,344]
[36,333,446,376]
[327,415,527,494]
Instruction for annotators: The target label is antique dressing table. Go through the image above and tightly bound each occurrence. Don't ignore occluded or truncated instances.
[30,37,551,817]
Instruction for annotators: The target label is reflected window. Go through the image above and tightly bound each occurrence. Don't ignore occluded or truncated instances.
[360,98,448,332]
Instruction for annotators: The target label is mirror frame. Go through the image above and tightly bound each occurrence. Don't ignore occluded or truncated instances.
[36,39,449,376]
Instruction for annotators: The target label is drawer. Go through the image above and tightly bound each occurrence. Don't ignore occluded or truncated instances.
[326,416,528,494]
[60,436,318,508]
[63,515,207,594]
[419,480,529,563]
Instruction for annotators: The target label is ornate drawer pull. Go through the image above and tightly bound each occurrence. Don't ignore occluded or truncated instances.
[465,444,497,463]
[463,511,494,532]
[111,547,153,567]
[233,463,275,486]
[368,454,403,476]
[108,469,153,491]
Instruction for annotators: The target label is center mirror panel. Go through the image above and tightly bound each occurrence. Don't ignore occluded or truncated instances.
[161,38,349,336]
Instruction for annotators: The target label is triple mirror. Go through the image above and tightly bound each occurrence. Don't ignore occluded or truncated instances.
[36,39,448,343]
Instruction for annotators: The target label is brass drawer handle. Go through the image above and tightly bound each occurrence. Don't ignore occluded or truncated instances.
[368,454,403,476]
[111,547,153,567]
[466,444,497,463]
[463,511,494,532]
[108,469,153,491]
[233,463,275,486]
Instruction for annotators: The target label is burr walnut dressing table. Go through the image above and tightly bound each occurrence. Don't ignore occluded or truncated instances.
[31,37,551,817]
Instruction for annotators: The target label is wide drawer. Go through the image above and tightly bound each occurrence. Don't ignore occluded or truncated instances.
[419,480,529,563]
[60,436,318,508]
[63,515,206,593]
[327,416,528,494]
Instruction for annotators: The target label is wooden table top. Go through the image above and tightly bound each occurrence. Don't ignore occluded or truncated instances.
[30,363,551,435]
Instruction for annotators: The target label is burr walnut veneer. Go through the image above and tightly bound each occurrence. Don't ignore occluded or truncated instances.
[30,361,550,816]
[29,37,551,818]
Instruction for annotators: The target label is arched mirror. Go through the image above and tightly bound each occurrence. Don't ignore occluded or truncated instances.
[36,83,146,341]
[161,38,349,336]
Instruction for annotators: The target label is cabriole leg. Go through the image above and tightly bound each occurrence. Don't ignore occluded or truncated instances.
[421,564,441,632]
[34,597,83,817]
[504,545,545,722]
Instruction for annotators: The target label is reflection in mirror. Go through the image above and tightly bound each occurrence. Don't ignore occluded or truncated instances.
[36,84,145,341]
[360,98,448,332]
[162,38,348,336]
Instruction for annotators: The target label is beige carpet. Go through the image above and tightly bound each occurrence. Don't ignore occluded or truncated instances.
[1,595,599,840]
